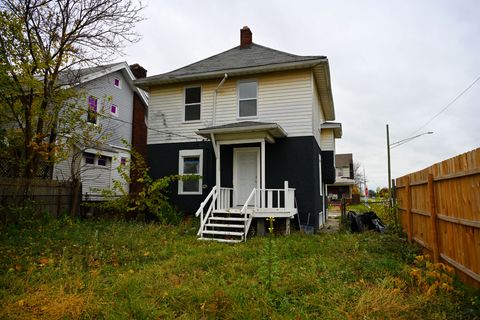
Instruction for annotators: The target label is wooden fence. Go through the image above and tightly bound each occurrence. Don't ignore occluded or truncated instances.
[0,177,77,222]
[396,148,480,287]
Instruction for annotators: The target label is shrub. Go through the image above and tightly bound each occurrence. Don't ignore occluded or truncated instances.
[89,147,197,224]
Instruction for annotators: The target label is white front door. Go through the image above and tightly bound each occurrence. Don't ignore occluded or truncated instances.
[234,148,260,206]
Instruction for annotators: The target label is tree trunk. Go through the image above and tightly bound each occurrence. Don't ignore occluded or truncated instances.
[70,178,81,217]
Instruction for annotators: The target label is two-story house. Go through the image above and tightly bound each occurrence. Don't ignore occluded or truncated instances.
[135,27,341,242]
[328,153,356,201]
[53,62,148,200]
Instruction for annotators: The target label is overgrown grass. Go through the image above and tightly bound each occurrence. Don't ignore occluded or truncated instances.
[1,218,479,319]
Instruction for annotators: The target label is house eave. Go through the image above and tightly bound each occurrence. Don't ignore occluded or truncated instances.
[76,62,149,108]
[196,122,288,140]
[312,61,335,121]
[321,122,342,138]
[134,59,327,90]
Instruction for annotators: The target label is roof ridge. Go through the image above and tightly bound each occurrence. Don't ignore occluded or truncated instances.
[251,43,324,60]
[152,43,325,78]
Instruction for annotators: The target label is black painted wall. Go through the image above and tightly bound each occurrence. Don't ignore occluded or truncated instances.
[148,137,332,230]
[147,141,215,214]
[266,136,323,228]
[321,150,336,184]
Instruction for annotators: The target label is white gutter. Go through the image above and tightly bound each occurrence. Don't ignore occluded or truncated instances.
[212,73,228,126]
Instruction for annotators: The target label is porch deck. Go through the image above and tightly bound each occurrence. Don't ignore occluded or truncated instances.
[195,182,297,242]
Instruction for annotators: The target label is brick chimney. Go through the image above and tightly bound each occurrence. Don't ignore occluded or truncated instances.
[129,63,147,79]
[240,26,252,49]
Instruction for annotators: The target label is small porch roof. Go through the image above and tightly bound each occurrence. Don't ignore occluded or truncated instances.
[330,177,355,187]
[321,122,342,138]
[196,121,288,142]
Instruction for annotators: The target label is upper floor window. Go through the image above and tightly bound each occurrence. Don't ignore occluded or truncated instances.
[110,104,119,117]
[87,96,98,124]
[84,152,95,164]
[184,86,201,121]
[114,78,121,88]
[238,80,257,117]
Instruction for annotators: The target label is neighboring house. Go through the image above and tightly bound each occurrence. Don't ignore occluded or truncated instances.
[328,153,355,201]
[135,27,342,242]
[53,62,148,200]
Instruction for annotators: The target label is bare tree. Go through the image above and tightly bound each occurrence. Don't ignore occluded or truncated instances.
[0,0,143,179]
[352,162,365,190]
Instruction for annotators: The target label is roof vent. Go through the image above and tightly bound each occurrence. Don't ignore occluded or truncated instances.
[240,26,252,49]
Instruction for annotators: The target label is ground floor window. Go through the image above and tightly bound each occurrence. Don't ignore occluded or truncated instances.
[83,152,111,167]
[178,149,203,194]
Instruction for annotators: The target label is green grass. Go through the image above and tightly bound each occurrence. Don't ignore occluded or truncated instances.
[1,218,479,319]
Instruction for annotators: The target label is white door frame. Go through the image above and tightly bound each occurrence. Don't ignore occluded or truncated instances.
[233,147,260,206]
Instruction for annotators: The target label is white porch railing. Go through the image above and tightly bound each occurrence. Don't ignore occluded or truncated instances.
[195,186,217,237]
[255,181,296,213]
[196,181,297,242]
[240,188,256,242]
[216,187,233,210]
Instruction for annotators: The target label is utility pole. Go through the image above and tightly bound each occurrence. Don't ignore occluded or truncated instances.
[386,124,392,208]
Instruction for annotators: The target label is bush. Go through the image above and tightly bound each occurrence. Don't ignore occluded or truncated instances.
[89,147,196,224]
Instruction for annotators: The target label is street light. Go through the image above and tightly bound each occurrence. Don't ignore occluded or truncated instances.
[386,124,433,207]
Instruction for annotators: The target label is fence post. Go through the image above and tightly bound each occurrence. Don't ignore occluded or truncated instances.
[57,186,62,218]
[391,178,398,225]
[405,176,412,243]
[428,173,440,262]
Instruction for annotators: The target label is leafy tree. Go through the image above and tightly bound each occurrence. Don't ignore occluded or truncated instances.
[0,0,143,179]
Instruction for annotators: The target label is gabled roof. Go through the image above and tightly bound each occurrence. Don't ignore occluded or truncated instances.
[134,43,335,120]
[62,62,148,107]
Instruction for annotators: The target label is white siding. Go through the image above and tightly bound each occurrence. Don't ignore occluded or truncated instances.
[148,69,314,144]
[320,129,335,151]
[79,70,134,147]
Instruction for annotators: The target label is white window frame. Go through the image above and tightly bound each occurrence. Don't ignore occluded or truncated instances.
[110,104,119,117]
[178,149,203,195]
[237,79,258,119]
[183,85,202,123]
[114,78,122,89]
[87,95,98,125]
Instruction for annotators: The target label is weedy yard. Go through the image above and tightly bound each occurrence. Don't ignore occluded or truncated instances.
[1,218,479,319]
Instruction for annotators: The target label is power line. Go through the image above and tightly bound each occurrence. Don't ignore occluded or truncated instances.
[68,103,202,141]
[410,74,480,136]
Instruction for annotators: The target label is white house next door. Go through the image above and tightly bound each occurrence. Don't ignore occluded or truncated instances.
[233,147,260,206]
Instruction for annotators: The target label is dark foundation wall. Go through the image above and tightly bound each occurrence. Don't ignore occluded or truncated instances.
[147,141,215,214]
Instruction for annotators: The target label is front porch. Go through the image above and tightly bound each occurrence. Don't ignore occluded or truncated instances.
[195,183,297,243]
[193,121,298,242]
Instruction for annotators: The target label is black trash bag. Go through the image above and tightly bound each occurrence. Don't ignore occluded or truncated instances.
[348,211,364,232]
[348,211,386,233]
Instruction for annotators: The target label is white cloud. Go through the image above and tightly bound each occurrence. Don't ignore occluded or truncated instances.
[125,0,480,189]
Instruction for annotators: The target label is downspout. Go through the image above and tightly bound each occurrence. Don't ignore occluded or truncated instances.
[212,73,228,126]
[211,74,227,190]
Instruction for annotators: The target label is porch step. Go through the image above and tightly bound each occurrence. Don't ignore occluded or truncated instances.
[212,209,243,215]
[205,223,245,229]
[201,230,244,237]
[209,217,248,222]
[198,237,242,243]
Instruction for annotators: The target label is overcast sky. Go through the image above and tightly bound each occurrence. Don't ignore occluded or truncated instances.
[124,0,480,190]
